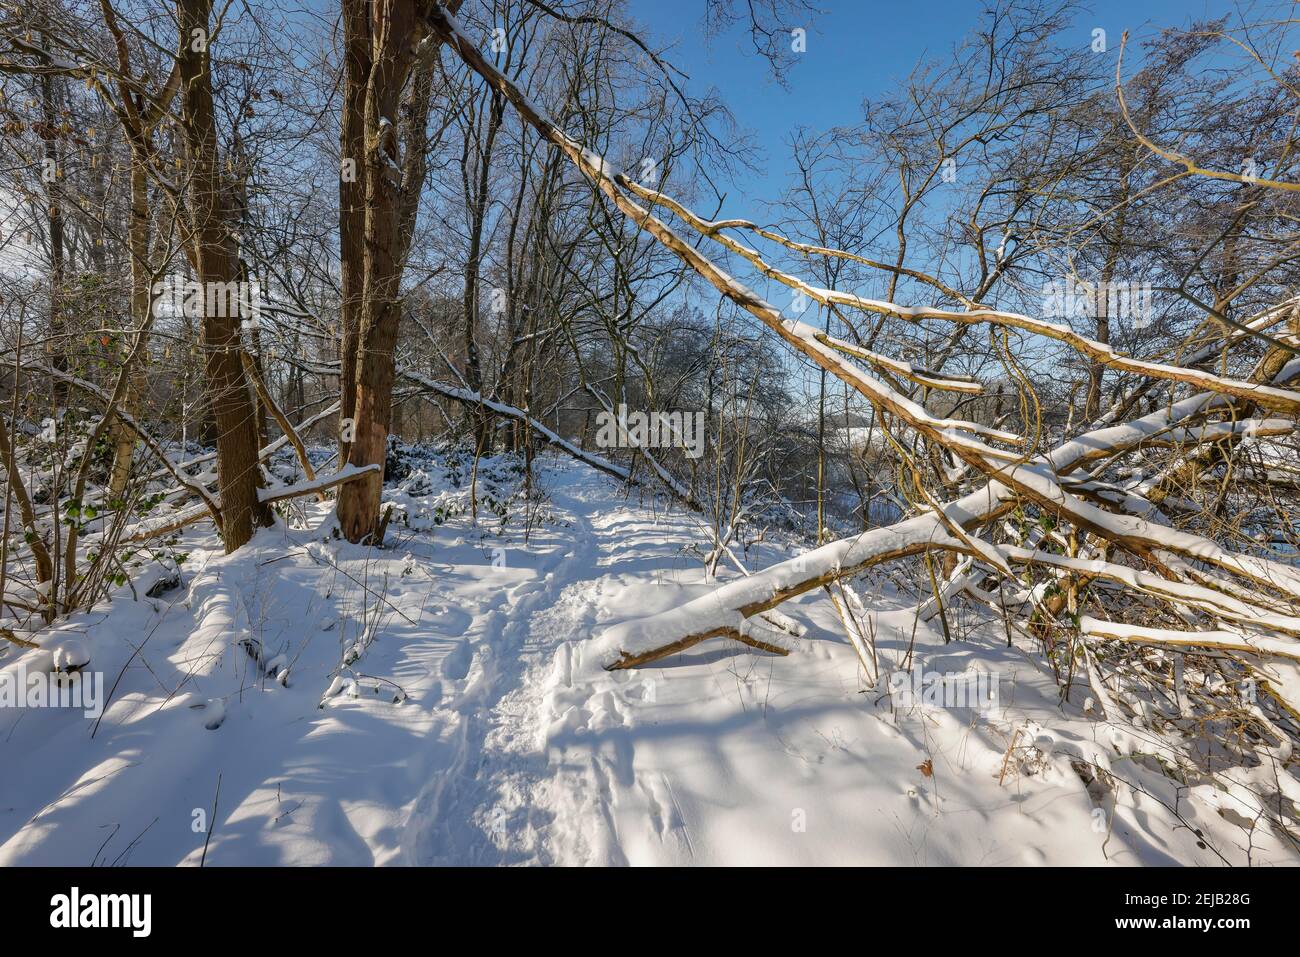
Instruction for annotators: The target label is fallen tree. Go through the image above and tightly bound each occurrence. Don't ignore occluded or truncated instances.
[421,6,1300,777]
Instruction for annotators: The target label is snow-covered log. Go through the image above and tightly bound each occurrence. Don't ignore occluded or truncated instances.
[1079,617,1300,662]
[258,463,380,504]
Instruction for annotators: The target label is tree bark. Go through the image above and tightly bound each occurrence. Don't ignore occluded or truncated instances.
[1084,144,1134,421]
[336,0,422,543]
[460,90,505,451]
[107,156,151,501]
[37,52,66,407]
[337,0,371,464]
[177,0,271,551]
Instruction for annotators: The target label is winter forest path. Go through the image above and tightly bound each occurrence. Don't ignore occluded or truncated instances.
[0,459,1282,865]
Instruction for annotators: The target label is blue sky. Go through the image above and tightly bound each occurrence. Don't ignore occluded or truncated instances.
[630,0,1242,206]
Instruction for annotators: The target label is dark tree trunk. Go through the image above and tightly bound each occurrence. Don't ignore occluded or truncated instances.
[177,0,272,551]
[337,0,422,543]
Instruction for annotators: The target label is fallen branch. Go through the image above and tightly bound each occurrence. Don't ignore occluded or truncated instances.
[399,365,704,511]
[257,464,380,505]
[1080,617,1300,663]
[26,362,223,529]
[240,351,322,499]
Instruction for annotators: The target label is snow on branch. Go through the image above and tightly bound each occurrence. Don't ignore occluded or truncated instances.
[431,4,1300,677]
[258,464,380,504]
[28,362,224,528]
[399,367,702,511]
[621,179,1300,415]
[592,391,1293,667]
[1080,617,1300,663]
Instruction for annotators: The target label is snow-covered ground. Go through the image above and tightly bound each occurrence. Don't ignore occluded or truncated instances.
[1,453,1295,866]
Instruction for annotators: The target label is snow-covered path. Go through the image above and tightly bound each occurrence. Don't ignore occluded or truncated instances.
[399,479,605,865]
[1,457,1293,866]
[397,468,1275,867]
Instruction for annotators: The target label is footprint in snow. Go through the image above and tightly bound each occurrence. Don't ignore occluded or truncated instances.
[427,605,471,636]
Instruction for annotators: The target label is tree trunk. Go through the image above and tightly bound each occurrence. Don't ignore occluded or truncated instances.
[336,0,422,543]
[337,0,371,464]
[460,91,505,452]
[38,56,66,407]
[1084,146,1133,421]
[177,0,271,551]
[108,156,151,501]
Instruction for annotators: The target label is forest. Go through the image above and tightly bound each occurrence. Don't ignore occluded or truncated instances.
[0,0,1298,869]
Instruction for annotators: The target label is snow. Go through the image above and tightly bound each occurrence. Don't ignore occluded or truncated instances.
[0,453,1295,866]
[50,638,90,673]
[257,462,378,502]
[1080,617,1300,662]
